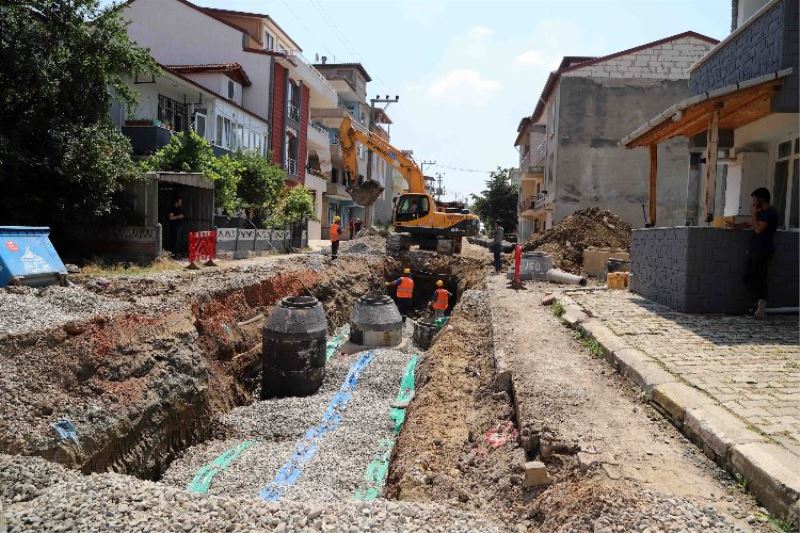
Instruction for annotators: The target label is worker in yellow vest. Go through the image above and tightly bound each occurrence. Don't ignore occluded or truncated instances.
[432,280,453,319]
[329,215,343,260]
[386,267,414,323]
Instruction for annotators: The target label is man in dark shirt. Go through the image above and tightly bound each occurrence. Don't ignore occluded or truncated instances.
[168,197,185,256]
[726,187,779,319]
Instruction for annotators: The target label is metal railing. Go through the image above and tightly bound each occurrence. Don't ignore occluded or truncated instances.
[287,104,300,122]
[285,158,297,176]
[309,121,328,135]
[286,49,339,96]
[519,191,549,212]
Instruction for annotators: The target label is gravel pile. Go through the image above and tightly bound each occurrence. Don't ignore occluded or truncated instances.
[534,480,743,533]
[0,454,81,504]
[0,285,129,337]
[457,289,490,320]
[337,236,388,256]
[3,471,503,532]
[164,348,412,502]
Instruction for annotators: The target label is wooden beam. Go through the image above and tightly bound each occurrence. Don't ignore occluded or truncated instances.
[648,144,658,227]
[703,106,721,223]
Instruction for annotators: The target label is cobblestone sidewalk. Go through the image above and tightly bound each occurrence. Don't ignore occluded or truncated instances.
[569,290,800,455]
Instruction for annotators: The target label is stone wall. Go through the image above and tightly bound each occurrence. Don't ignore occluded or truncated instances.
[631,227,799,313]
[689,0,798,112]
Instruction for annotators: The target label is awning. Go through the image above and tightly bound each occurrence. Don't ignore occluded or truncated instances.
[621,69,791,148]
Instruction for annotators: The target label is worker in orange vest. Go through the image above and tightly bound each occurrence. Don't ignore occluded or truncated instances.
[386,267,414,323]
[432,280,453,319]
[329,215,343,260]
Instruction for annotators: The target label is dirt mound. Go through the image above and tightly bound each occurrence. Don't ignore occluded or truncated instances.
[356,226,389,238]
[521,208,632,272]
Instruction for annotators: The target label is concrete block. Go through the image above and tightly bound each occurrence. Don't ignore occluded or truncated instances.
[625,361,676,397]
[524,461,553,487]
[540,294,556,306]
[651,382,715,427]
[684,405,766,464]
[730,442,800,520]
[611,347,651,376]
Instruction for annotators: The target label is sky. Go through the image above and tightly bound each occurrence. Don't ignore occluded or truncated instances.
[108,0,732,201]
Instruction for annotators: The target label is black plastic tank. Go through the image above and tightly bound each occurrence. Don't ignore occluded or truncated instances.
[261,295,327,399]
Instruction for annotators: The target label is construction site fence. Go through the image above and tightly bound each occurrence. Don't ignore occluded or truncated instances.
[215,225,308,259]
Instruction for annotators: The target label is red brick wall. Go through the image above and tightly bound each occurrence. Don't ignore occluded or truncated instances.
[270,64,286,165]
[298,85,310,184]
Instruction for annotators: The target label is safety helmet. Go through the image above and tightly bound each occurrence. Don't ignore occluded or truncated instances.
[403,268,411,274]
[334,215,341,222]
[436,280,444,287]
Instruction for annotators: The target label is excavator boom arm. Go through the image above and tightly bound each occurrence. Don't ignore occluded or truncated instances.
[340,116,425,195]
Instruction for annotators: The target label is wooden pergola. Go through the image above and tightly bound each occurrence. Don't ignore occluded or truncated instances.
[621,72,788,226]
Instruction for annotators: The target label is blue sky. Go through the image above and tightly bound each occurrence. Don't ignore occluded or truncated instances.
[109,0,731,201]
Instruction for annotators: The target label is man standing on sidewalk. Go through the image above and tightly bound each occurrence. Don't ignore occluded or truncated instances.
[387,268,414,323]
[492,221,504,274]
[329,215,343,260]
[726,187,779,319]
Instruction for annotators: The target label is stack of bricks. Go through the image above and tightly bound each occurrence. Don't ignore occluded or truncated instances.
[631,227,799,313]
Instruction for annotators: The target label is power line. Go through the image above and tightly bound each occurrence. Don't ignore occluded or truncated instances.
[429,163,496,174]
[278,0,337,59]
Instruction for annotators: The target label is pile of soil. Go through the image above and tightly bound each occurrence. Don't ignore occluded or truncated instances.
[521,207,632,273]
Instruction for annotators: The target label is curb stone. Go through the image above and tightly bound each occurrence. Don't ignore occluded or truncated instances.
[554,293,800,521]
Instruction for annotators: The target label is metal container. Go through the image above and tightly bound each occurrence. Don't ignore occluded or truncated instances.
[0,226,68,287]
[261,296,327,399]
[349,294,403,348]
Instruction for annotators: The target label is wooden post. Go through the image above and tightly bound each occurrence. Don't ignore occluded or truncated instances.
[648,144,658,227]
[703,107,721,223]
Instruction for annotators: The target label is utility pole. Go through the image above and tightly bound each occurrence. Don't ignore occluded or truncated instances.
[435,173,446,203]
[420,161,436,196]
[366,94,399,226]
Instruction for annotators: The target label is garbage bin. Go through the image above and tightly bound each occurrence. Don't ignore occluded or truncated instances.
[0,227,68,287]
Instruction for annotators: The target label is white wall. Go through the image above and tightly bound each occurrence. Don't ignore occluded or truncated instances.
[122,0,272,119]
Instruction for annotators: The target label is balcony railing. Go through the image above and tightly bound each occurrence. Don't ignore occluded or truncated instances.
[285,158,297,176]
[288,104,300,122]
[518,191,549,213]
[534,191,549,210]
[286,49,339,95]
[310,121,328,135]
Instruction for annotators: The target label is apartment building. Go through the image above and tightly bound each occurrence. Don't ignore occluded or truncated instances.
[514,32,717,232]
[118,0,340,239]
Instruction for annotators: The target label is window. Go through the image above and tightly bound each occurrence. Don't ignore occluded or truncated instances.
[395,195,429,222]
[264,31,275,51]
[228,80,235,100]
[214,116,233,148]
[357,143,365,160]
[216,115,223,145]
[193,112,207,138]
[773,137,800,228]
[285,132,298,175]
[331,168,339,184]
[287,81,301,121]
[157,95,188,131]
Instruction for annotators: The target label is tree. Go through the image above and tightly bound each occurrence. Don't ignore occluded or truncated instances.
[279,186,315,224]
[235,152,285,212]
[0,0,155,229]
[470,168,519,233]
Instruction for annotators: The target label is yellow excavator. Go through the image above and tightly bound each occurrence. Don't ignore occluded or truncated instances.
[339,116,479,254]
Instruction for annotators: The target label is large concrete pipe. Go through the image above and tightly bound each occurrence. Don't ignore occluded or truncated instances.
[349,294,403,348]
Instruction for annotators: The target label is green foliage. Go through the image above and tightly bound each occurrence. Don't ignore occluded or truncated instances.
[470,168,519,233]
[553,302,565,317]
[278,186,315,225]
[143,131,243,213]
[235,152,285,211]
[142,130,214,173]
[0,0,156,227]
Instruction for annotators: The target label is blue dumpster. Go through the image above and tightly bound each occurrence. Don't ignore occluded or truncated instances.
[0,227,68,287]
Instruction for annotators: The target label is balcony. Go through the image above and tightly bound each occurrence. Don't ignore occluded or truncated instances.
[278,50,338,108]
[122,125,176,156]
[518,191,550,214]
[689,0,797,112]
[307,121,330,151]
[326,180,351,200]
[285,158,297,176]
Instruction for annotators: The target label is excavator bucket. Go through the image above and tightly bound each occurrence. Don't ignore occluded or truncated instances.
[347,179,385,206]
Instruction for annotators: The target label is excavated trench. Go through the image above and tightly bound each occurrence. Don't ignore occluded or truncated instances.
[0,252,501,488]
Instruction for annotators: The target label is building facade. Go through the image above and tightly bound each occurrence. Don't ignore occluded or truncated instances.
[118,0,340,239]
[514,33,717,231]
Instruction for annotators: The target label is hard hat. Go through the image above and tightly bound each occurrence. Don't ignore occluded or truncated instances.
[403,268,411,274]
[436,280,444,287]
[334,215,341,222]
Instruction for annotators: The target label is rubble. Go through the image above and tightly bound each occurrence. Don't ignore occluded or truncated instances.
[521,207,632,273]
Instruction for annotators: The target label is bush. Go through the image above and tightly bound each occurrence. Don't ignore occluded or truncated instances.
[235,152,285,211]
